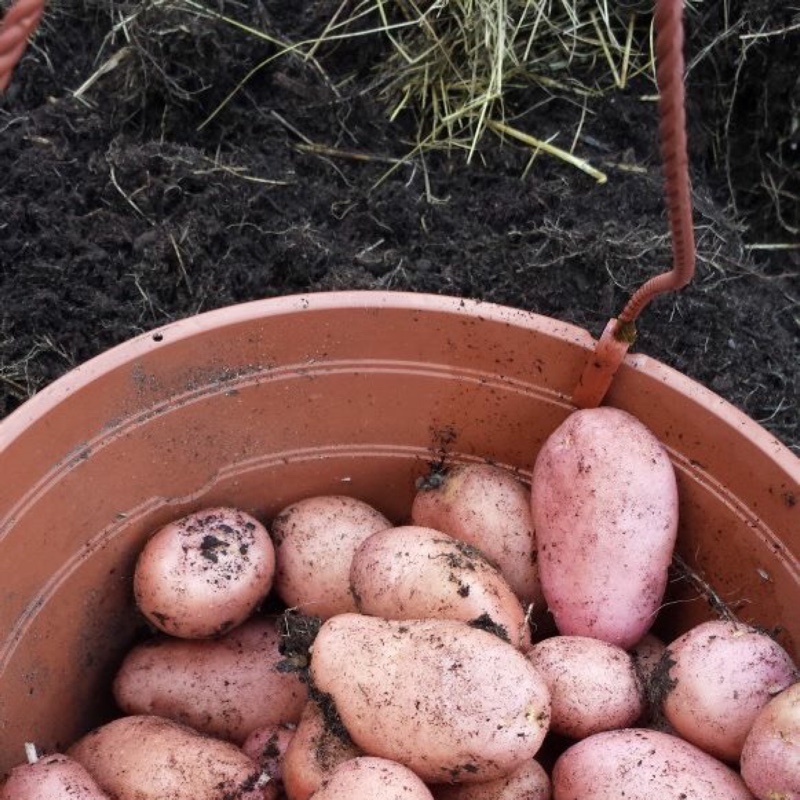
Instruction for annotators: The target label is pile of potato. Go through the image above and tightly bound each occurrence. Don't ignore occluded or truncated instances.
[2,408,798,799]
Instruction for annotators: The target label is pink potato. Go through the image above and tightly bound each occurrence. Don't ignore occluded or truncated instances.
[531,407,678,649]
[134,507,275,639]
[740,681,800,800]
[411,463,543,609]
[113,617,307,744]
[350,525,531,649]
[282,701,363,800]
[242,723,296,786]
[68,715,275,800]
[272,496,391,619]
[527,635,644,739]
[661,619,798,762]
[0,752,111,799]
[310,757,434,800]
[432,758,551,800]
[552,729,753,800]
[309,614,550,784]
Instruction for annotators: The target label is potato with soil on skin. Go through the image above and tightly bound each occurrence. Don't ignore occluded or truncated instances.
[134,507,275,639]
[282,700,363,800]
[740,681,800,800]
[0,752,111,799]
[526,635,644,739]
[309,756,435,800]
[411,463,543,609]
[350,525,531,649]
[531,407,679,649]
[242,723,296,787]
[272,496,391,619]
[113,617,307,744]
[68,715,275,800]
[309,614,551,784]
[552,728,754,800]
[431,758,551,800]
[659,619,798,762]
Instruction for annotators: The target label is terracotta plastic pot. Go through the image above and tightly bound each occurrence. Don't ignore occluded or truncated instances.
[0,291,798,769]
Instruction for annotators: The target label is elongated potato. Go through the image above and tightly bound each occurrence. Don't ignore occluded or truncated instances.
[531,407,678,649]
[350,526,531,648]
[661,620,798,762]
[411,464,542,608]
[282,701,362,800]
[272,496,391,619]
[740,681,800,800]
[68,715,275,800]
[0,753,111,799]
[310,757,435,800]
[113,617,307,744]
[309,614,550,783]
[527,635,644,738]
[134,507,275,639]
[552,729,753,800]
[431,758,551,800]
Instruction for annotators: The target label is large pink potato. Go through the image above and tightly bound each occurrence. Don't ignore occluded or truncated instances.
[350,526,531,648]
[527,635,644,738]
[272,496,391,619]
[0,753,111,799]
[310,757,434,800]
[134,507,275,639]
[113,617,308,744]
[552,729,753,800]
[531,407,678,649]
[309,614,550,784]
[68,715,275,800]
[740,681,800,800]
[661,619,798,762]
[431,758,551,800]
[411,464,543,608]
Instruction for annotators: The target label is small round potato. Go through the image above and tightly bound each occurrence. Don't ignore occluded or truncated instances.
[310,757,435,800]
[350,526,531,648]
[431,758,551,800]
[661,620,798,761]
[740,681,800,800]
[411,463,543,608]
[68,715,275,800]
[134,507,275,639]
[310,614,551,784]
[552,729,754,800]
[527,635,644,738]
[113,617,307,744]
[0,753,111,799]
[272,496,391,619]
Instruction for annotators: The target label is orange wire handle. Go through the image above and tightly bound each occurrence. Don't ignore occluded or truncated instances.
[0,0,45,92]
[572,0,696,409]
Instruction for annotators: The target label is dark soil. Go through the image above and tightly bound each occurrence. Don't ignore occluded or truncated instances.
[1,0,797,450]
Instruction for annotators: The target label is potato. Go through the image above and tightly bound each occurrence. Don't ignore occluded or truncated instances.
[660,619,798,762]
[740,681,800,800]
[431,758,551,800]
[310,757,435,800]
[272,496,391,619]
[68,715,275,800]
[113,617,307,744]
[531,407,678,649]
[0,752,111,799]
[350,525,531,648]
[282,700,363,800]
[526,635,644,738]
[134,507,275,639]
[552,729,753,800]
[309,614,550,783]
[242,723,295,786]
[411,464,542,608]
